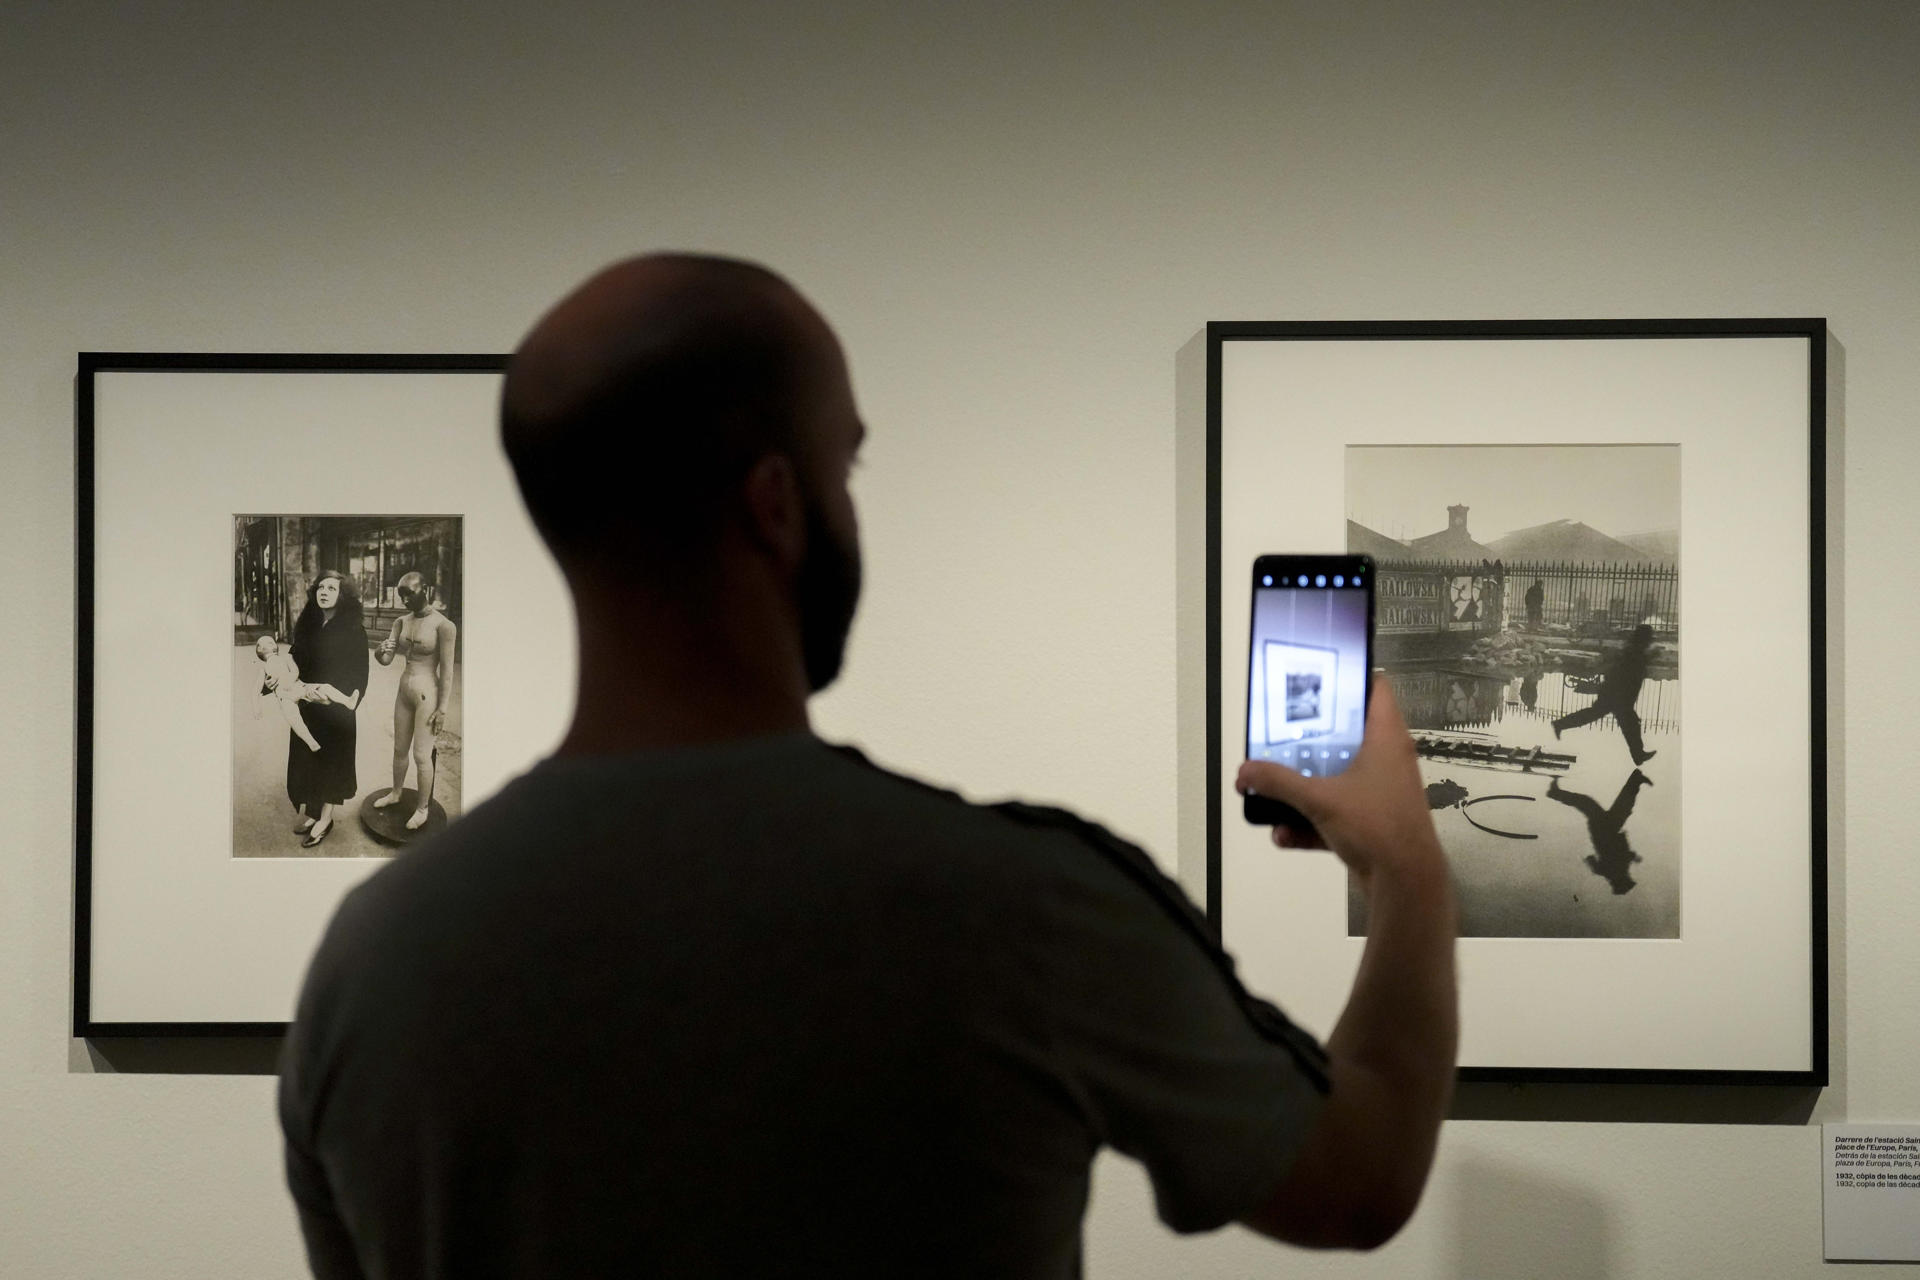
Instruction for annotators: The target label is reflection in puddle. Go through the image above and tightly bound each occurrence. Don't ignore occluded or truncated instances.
[1391,668,1678,739]
[1546,770,1653,894]
[1358,662,1680,939]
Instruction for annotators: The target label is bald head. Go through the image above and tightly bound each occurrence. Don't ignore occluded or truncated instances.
[502,253,845,578]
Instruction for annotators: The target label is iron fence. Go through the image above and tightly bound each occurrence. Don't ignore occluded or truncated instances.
[1376,558,1678,638]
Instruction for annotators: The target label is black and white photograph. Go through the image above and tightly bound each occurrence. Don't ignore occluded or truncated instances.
[1346,444,1680,939]
[232,514,464,858]
[1268,643,1338,737]
[1212,322,1819,1078]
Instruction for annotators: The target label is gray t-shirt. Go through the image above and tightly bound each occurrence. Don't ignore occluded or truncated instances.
[279,733,1328,1278]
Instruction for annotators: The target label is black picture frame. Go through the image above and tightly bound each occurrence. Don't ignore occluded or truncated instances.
[74,352,518,1038]
[1205,320,1827,1085]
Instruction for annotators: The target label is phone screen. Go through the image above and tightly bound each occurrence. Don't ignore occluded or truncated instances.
[1246,557,1374,782]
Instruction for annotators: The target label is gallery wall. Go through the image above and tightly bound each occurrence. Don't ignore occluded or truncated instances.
[4,1,1918,1274]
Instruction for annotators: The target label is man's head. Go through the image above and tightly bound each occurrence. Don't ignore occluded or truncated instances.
[502,253,863,691]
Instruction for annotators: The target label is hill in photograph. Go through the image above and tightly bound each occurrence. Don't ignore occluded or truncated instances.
[1485,519,1663,565]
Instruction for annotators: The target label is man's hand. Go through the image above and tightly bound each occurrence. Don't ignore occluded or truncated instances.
[1236,681,1446,888]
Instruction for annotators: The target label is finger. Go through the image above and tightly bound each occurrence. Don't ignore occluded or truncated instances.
[1271,822,1329,851]
[1236,759,1329,826]
[1363,677,1410,739]
[1351,679,1418,771]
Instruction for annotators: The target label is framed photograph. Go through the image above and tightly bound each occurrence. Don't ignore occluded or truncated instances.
[1206,320,1827,1083]
[1262,641,1339,743]
[75,353,573,1036]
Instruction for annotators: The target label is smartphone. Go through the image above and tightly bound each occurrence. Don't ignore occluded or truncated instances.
[1243,554,1376,829]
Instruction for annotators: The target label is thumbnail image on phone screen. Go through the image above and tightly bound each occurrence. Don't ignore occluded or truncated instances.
[1244,554,1375,828]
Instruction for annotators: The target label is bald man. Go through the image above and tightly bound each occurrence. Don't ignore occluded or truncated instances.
[278,255,1456,1278]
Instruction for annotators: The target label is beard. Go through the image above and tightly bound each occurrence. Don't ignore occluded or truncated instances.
[796,498,861,693]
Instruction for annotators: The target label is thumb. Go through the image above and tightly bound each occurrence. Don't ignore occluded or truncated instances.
[1236,759,1330,825]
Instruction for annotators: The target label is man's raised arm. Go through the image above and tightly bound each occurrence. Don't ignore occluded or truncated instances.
[1235,683,1459,1249]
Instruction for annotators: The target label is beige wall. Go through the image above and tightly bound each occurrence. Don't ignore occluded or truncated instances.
[4,1,1917,1274]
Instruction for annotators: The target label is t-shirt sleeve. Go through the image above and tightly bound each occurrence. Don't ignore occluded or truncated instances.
[278,930,372,1280]
[1000,803,1330,1234]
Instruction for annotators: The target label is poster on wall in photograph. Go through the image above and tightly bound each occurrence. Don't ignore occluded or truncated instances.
[76,354,573,1037]
[1205,320,1827,1083]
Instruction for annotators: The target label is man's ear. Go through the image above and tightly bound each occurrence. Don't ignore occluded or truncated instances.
[742,452,806,571]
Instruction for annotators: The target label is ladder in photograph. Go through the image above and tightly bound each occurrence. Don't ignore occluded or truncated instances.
[1412,733,1573,775]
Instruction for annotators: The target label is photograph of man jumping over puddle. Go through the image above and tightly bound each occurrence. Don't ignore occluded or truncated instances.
[1346,444,1679,939]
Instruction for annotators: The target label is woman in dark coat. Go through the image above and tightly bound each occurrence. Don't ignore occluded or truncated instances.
[283,570,370,848]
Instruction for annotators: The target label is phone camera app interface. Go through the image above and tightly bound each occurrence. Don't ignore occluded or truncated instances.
[1248,578,1369,778]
